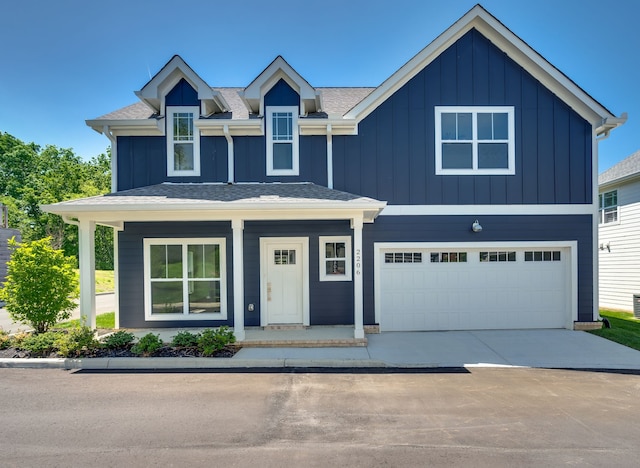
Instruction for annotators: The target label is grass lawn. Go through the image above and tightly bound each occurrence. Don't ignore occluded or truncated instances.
[588,310,640,352]
[56,312,115,330]
[74,270,114,294]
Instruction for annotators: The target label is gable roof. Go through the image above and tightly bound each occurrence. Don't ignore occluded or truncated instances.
[344,4,625,136]
[599,150,640,188]
[87,5,624,139]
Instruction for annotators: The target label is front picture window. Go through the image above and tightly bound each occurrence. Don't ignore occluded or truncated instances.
[144,239,226,320]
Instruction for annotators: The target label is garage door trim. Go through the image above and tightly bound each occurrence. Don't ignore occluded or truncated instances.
[374,241,578,330]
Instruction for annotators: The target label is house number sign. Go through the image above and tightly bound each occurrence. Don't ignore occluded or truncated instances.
[355,248,361,275]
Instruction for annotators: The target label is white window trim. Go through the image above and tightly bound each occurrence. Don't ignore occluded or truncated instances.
[167,106,201,177]
[435,106,515,175]
[319,236,352,281]
[143,238,226,321]
[598,190,619,225]
[266,106,299,176]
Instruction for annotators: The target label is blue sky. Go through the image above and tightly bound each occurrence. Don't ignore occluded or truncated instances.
[0,0,637,172]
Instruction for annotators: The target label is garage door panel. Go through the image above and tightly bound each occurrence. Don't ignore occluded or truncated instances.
[379,247,569,331]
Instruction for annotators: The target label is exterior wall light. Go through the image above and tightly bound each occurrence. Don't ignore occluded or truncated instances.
[471,219,482,233]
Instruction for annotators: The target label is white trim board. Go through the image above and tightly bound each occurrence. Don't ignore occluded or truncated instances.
[380,204,594,216]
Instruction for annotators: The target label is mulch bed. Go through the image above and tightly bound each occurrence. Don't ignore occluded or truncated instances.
[0,345,239,359]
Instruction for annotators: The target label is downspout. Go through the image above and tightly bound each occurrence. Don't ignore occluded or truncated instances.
[223,124,234,183]
[62,215,79,227]
[326,124,333,189]
[102,126,117,193]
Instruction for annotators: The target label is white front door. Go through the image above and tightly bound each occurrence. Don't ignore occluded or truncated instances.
[261,238,309,325]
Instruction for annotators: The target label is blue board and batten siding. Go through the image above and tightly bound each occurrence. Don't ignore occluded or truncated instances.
[333,29,593,206]
[117,221,354,328]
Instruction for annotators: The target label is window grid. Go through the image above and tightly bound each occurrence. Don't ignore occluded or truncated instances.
[435,106,515,175]
[430,252,468,263]
[385,252,423,264]
[524,251,561,262]
[599,190,618,224]
[479,251,516,262]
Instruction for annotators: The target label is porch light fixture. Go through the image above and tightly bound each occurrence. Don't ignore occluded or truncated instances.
[471,219,482,233]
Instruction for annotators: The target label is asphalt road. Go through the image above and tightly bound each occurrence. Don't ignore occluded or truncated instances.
[0,293,115,332]
[1,367,639,467]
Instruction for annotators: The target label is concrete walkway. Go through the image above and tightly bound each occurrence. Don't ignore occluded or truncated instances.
[3,329,640,371]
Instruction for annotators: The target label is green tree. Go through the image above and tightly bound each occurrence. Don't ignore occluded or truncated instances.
[0,237,79,333]
[0,132,113,268]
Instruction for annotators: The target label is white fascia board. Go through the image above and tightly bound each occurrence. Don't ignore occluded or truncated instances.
[299,119,358,136]
[381,204,594,216]
[45,205,386,224]
[345,5,621,129]
[196,119,263,136]
[86,119,164,136]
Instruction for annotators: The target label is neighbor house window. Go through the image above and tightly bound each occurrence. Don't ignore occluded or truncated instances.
[599,190,618,224]
[167,106,200,176]
[143,238,226,320]
[435,106,515,175]
[319,236,352,281]
[266,106,299,175]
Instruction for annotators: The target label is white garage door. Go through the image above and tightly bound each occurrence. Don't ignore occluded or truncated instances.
[378,246,570,331]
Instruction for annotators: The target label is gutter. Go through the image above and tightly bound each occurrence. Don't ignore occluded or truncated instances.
[596,112,627,141]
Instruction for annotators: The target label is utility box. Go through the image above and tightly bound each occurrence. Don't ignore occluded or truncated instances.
[634,294,640,319]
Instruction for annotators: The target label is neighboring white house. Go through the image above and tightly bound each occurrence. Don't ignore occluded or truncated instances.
[599,149,640,313]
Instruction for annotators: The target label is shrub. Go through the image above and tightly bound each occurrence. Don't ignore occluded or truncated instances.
[102,331,135,350]
[19,331,62,357]
[197,327,236,356]
[54,326,98,357]
[171,331,199,348]
[0,237,78,333]
[0,329,10,350]
[131,333,163,356]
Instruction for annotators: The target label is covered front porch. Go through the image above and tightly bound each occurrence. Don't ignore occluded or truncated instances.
[41,182,386,341]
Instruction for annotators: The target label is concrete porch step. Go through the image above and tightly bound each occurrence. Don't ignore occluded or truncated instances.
[239,338,368,348]
[241,326,367,348]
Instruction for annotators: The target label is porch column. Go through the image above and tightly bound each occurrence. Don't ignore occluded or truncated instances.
[232,218,245,341]
[352,216,364,339]
[78,219,96,329]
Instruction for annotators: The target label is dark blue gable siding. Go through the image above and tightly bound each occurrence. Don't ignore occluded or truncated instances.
[362,214,593,324]
[117,136,228,190]
[264,79,300,107]
[333,28,592,205]
[165,78,199,106]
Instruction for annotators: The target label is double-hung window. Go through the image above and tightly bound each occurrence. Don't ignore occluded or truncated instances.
[144,238,226,320]
[435,106,515,175]
[167,106,200,176]
[266,106,299,176]
[319,236,352,281]
[599,190,618,224]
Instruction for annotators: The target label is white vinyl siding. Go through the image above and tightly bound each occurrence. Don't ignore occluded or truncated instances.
[599,180,640,312]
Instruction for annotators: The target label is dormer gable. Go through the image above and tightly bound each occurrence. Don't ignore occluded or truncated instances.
[135,55,230,117]
[239,56,322,116]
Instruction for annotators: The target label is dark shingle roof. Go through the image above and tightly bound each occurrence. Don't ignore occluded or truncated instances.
[49,182,382,207]
[92,87,375,121]
[599,150,640,186]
